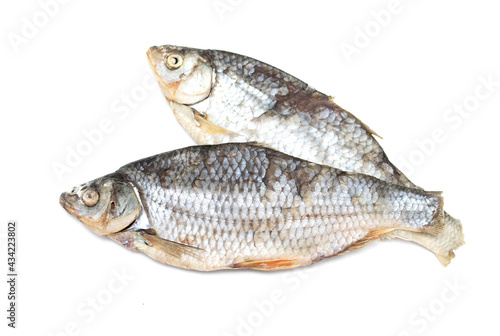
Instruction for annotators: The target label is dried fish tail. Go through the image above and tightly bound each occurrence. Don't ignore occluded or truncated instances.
[387,213,464,266]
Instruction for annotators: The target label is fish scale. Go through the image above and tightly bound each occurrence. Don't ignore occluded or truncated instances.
[155,46,410,185]
[146,45,464,265]
[199,51,395,182]
[58,44,462,270]
[65,143,445,271]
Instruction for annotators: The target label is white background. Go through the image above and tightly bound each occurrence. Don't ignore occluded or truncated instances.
[1,0,499,335]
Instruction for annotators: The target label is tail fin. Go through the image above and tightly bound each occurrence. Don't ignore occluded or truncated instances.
[388,212,464,266]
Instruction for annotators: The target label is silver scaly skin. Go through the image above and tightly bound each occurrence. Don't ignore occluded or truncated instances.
[147,45,407,186]
[147,45,464,265]
[60,144,444,271]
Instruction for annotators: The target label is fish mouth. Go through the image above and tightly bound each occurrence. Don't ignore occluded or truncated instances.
[60,191,108,235]
[146,46,162,71]
[146,46,174,103]
[59,192,78,217]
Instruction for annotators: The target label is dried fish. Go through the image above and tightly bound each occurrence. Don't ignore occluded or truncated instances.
[60,144,445,271]
[147,45,464,265]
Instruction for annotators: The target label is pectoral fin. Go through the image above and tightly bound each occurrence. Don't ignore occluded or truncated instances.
[170,101,241,144]
[192,110,237,136]
[141,232,204,260]
[108,230,205,265]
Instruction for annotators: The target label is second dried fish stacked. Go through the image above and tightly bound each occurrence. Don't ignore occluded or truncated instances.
[146,44,464,266]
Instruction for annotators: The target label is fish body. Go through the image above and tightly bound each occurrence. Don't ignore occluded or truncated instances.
[147,45,409,187]
[60,144,444,271]
[147,45,464,265]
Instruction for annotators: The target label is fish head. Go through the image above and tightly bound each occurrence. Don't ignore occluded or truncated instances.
[59,174,142,236]
[147,45,213,105]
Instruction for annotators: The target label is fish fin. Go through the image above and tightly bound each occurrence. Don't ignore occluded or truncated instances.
[436,252,456,267]
[352,114,383,139]
[245,141,273,149]
[338,228,396,255]
[231,258,303,271]
[108,230,205,261]
[192,110,237,135]
[387,213,465,266]
[141,232,205,260]
[108,230,142,250]
[420,191,445,235]
[328,96,383,139]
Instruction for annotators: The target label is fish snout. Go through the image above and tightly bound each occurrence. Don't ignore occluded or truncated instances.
[59,192,79,213]
[148,45,161,54]
[146,46,163,69]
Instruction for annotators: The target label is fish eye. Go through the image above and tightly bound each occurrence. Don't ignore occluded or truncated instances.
[166,53,183,70]
[82,188,99,207]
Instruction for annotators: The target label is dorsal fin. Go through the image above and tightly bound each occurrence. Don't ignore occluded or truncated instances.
[328,96,383,139]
